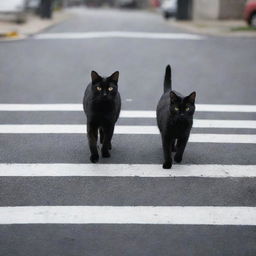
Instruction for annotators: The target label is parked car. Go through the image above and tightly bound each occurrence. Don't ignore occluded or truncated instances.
[244,0,256,27]
[27,0,40,10]
[151,0,161,8]
[116,0,137,8]
[0,0,27,23]
[161,0,177,19]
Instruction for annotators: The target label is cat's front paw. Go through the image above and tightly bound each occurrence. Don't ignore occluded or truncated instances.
[90,154,99,163]
[102,149,111,158]
[174,154,183,163]
[163,161,172,169]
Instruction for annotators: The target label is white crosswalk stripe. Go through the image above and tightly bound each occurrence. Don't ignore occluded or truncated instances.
[1,104,256,113]
[0,125,255,143]
[1,120,256,128]
[33,31,204,40]
[1,206,255,225]
[0,164,255,177]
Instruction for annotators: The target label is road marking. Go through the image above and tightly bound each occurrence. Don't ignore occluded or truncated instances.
[0,104,83,111]
[193,120,256,128]
[0,120,255,128]
[0,125,256,143]
[0,206,255,225]
[0,164,255,178]
[196,104,256,112]
[34,31,204,40]
[0,104,256,113]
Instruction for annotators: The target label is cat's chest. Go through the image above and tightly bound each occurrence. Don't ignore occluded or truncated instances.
[89,102,117,122]
[92,101,115,112]
[171,120,192,137]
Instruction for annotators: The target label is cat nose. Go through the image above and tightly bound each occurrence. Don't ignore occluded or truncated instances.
[103,92,107,97]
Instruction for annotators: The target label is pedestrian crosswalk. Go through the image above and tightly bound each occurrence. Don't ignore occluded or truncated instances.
[0,104,256,228]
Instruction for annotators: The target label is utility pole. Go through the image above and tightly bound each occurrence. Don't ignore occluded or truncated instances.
[40,0,53,19]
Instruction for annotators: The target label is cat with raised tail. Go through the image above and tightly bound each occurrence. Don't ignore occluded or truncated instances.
[157,65,196,169]
[83,71,121,163]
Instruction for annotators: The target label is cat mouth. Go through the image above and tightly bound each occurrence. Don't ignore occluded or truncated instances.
[101,97,111,101]
[177,117,188,122]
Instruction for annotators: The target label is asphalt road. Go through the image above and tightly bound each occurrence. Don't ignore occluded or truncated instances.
[0,7,256,256]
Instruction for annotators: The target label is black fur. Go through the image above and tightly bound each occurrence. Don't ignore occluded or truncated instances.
[83,71,121,163]
[157,65,196,169]
[164,64,172,93]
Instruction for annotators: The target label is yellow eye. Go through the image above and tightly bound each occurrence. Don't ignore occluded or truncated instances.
[96,86,102,91]
[108,87,113,91]
[174,107,179,111]
[186,107,190,111]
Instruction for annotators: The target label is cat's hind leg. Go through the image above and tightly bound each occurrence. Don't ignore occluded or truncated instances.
[99,128,104,144]
[174,136,189,163]
[101,125,114,158]
[87,124,99,163]
[172,139,177,152]
[161,134,174,169]
[100,127,112,150]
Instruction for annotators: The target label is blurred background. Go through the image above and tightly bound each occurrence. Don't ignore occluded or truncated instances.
[0,0,255,27]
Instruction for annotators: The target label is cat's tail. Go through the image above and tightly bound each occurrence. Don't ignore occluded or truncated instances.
[164,65,172,93]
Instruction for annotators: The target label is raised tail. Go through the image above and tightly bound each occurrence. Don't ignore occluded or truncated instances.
[164,65,172,93]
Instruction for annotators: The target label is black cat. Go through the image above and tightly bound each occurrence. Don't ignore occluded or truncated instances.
[83,70,121,163]
[157,65,196,169]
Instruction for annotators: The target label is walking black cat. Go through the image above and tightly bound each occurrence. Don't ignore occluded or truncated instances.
[83,70,121,163]
[157,65,196,169]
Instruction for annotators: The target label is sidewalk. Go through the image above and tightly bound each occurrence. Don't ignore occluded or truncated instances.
[169,19,256,37]
[0,10,71,41]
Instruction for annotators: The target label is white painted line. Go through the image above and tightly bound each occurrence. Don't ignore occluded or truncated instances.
[2,121,255,129]
[193,120,256,129]
[0,125,256,143]
[121,110,155,118]
[0,206,255,225]
[34,31,203,40]
[1,121,256,130]
[196,104,256,113]
[0,104,255,113]
[0,164,255,178]
[189,134,256,144]
[189,133,256,144]
[0,104,82,111]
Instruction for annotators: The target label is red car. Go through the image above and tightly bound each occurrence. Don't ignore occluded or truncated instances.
[244,0,256,27]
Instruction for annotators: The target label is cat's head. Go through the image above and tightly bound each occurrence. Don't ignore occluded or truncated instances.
[169,91,196,120]
[91,71,119,100]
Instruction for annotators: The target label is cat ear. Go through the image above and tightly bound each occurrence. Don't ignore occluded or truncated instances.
[186,91,196,104]
[109,71,119,84]
[91,71,102,84]
[170,91,179,103]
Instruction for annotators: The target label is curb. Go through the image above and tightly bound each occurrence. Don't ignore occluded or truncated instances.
[0,11,72,42]
[0,31,21,38]
[167,20,256,38]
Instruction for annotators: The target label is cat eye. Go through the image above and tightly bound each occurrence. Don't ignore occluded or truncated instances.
[185,107,190,111]
[96,86,102,91]
[174,107,179,111]
[108,87,113,91]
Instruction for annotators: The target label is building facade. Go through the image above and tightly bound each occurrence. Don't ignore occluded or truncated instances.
[193,0,247,20]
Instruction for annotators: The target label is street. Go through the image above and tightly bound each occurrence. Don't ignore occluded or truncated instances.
[0,7,256,256]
